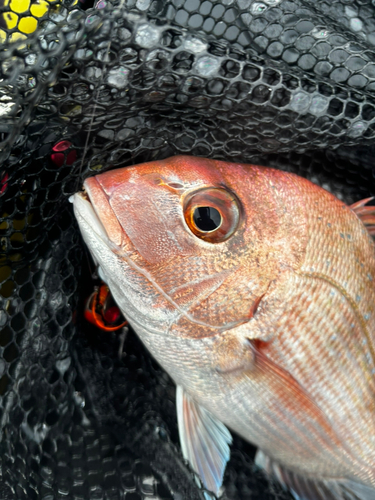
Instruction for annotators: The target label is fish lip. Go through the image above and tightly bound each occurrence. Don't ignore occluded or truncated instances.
[72,190,110,244]
[80,176,125,248]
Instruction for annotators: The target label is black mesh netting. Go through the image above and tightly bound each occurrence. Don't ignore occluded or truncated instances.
[1,0,375,498]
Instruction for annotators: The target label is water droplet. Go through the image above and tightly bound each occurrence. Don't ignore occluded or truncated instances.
[183,37,208,54]
[135,23,160,49]
[347,120,367,138]
[263,0,281,4]
[350,18,363,33]
[25,53,37,65]
[259,138,280,151]
[56,356,71,375]
[309,95,329,115]
[156,426,168,441]
[195,56,221,77]
[107,66,129,89]
[290,91,311,113]
[311,27,329,39]
[28,76,36,88]
[95,0,107,8]
[73,391,86,408]
[250,2,268,14]
[85,14,100,26]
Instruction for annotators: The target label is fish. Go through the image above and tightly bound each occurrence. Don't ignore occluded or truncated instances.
[72,155,375,500]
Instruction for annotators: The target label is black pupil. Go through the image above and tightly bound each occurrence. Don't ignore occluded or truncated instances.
[193,206,221,231]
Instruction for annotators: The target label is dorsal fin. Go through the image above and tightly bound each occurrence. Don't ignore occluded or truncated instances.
[351,197,375,236]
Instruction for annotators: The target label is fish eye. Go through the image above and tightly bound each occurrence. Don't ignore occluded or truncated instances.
[193,206,222,232]
[183,187,240,243]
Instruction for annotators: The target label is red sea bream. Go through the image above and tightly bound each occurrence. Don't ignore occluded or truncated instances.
[73,156,375,500]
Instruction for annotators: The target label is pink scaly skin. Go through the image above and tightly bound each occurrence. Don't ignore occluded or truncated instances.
[73,156,375,500]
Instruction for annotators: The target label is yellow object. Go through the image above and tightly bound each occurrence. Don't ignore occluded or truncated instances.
[30,0,49,17]
[9,31,27,42]
[9,0,30,14]
[0,0,68,43]
[2,11,18,29]
[18,16,37,33]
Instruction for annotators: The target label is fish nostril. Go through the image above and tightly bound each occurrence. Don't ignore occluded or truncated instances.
[167,182,185,189]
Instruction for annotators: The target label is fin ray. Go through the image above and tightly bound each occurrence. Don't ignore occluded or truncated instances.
[176,385,232,495]
[351,197,375,236]
[256,450,375,500]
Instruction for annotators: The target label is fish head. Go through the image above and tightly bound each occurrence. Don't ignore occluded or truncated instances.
[73,156,306,339]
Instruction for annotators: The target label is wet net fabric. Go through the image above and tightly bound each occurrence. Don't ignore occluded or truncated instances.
[0,0,374,498]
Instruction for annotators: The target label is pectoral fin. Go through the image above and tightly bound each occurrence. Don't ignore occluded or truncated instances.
[176,385,232,496]
[216,336,335,447]
[256,450,375,500]
[214,336,348,474]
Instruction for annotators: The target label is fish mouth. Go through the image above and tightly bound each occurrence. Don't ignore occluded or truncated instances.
[74,177,126,249]
[73,185,163,332]
[73,189,110,245]
[80,188,90,202]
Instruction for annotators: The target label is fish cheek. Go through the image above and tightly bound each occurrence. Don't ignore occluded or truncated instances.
[109,184,195,264]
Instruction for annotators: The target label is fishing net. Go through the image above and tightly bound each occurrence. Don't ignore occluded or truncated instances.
[0,0,374,498]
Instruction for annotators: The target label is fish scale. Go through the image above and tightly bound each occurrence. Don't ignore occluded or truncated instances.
[270,275,375,467]
[73,156,375,500]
